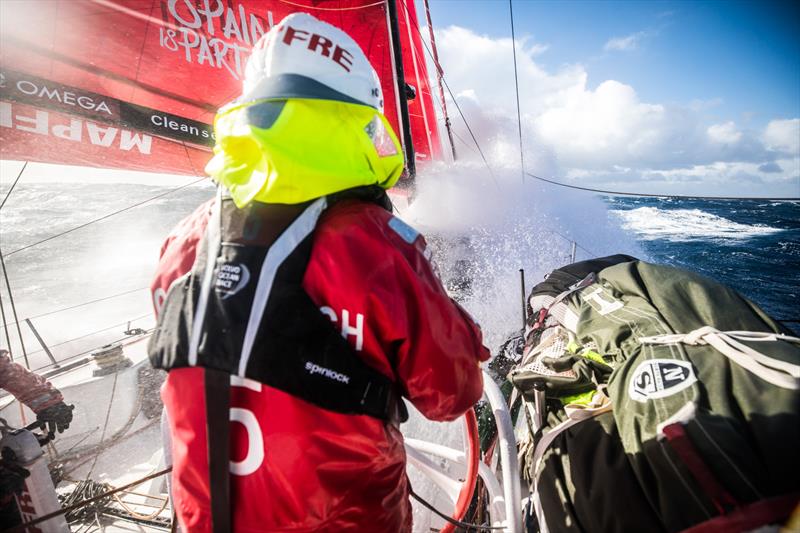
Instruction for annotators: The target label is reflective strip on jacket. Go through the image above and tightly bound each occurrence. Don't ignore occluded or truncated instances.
[151,198,489,532]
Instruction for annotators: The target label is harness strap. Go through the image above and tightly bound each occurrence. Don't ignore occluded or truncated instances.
[205,368,231,533]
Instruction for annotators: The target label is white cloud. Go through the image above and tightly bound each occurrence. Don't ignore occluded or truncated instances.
[604,31,646,52]
[762,118,800,155]
[707,122,742,144]
[431,25,799,196]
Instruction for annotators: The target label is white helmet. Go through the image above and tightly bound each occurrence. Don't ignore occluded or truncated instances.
[242,13,384,111]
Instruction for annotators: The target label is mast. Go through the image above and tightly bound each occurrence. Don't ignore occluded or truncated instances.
[386,0,416,179]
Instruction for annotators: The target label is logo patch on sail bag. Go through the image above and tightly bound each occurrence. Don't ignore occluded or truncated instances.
[215,263,250,298]
[628,359,697,402]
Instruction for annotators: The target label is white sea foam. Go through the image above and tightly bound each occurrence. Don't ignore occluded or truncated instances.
[611,207,783,242]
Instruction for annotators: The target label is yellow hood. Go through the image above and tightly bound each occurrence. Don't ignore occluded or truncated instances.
[205,98,404,207]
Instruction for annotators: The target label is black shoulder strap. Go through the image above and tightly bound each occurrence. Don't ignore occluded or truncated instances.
[204,368,230,533]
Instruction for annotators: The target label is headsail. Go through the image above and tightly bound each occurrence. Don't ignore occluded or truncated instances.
[0,0,441,176]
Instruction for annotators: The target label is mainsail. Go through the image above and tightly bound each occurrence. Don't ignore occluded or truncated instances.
[0,0,441,176]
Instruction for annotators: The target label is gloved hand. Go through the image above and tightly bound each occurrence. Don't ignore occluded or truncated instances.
[0,447,29,505]
[36,402,74,435]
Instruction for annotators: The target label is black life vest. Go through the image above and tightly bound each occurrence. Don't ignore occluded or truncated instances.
[148,186,407,423]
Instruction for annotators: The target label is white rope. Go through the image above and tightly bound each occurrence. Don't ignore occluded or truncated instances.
[640,327,800,390]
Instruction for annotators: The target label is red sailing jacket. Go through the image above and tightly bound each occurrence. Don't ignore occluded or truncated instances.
[151,198,490,532]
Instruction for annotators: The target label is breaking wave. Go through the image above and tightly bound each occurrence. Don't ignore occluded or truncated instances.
[611,207,783,242]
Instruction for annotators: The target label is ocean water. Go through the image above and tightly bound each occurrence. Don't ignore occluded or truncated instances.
[608,196,800,333]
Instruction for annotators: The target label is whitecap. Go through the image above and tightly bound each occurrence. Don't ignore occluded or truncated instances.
[610,207,783,242]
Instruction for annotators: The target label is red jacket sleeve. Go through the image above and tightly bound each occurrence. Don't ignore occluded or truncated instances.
[381,217,490,421]
[306,203,490,422]
[0,351,63,413]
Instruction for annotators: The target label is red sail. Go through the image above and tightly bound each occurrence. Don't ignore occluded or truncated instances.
[0,0,441,176]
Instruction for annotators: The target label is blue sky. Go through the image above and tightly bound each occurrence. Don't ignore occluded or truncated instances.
[425,0,799,126]
[418,0,800,196]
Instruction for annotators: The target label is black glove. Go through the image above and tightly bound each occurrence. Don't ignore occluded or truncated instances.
[0,447,29,504]
[36,402,74,435]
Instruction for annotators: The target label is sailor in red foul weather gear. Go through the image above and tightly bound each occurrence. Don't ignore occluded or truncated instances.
[148,13,489,532]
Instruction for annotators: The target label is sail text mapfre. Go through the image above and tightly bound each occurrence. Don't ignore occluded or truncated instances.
[0,103,151,154]
[0,0,441,177]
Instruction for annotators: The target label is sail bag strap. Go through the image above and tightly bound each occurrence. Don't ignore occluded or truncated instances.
[640,327,800,390]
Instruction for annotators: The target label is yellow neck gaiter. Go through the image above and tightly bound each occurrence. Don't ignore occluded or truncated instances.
[205,98,404,208]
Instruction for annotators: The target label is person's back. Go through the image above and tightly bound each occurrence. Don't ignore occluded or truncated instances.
[150,13,489,532]
[155,198,487,531]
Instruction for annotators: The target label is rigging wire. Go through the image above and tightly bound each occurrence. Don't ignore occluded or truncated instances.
[508,0,525,184]
[526,172,800,201]
[0,285,12,352]
[450,127,481,157]
[0,246,28,366]
[0,161,27,211]
[432,58,499,190]
[422,0,458,161]
[5,177,206,257]
[396,0,498,189]
[0,286,149,328]
[28,331,139,374]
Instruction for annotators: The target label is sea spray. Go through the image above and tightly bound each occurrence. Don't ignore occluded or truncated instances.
[403,158,641,349]
[399,157,640,530]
